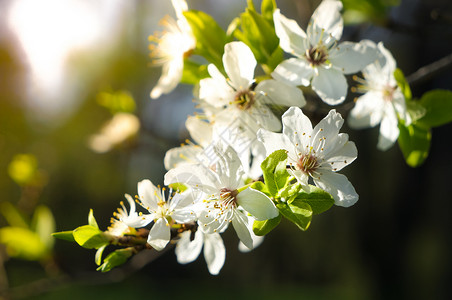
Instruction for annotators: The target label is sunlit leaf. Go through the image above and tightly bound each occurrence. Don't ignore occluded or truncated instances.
[289,185,334,215]
[398,122,431,167]
[52,231,76,243]
[31,205,56,249]
[261,150,289,196]
[97,248,134,272]
[253,214,281,236]
[0,227,47,260]
[73,225,111,249]
[417,89,452,128]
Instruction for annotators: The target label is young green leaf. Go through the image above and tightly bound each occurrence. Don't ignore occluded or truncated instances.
[398,122,431,167]
[289,185,334,215]
[52,231,76,242]
[417,89,452,128]
[261,149,289,196]
[181,59,209,85]
[31,205,55,249]
[183,10,226,69]
[261,0,277,21]
[253,214,281,236]
[394,68,412,101]
[88,209,99,229]
[276,202,312,231]
[97,248,134,272]
[73,225,111,249]
[250,181,272,197]
[0,226,48,260]
[95,244,108,266]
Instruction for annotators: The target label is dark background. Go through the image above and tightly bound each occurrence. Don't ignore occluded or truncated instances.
[1,0,452,299]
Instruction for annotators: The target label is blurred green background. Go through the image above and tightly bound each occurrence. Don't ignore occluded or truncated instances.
[1,0,452,299]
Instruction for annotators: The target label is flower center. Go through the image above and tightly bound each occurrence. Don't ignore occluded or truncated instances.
[297,154,319,176]
[219,188,238,208]
[382,85,397,102]
[305,46,328,66]
[235,90,255,110]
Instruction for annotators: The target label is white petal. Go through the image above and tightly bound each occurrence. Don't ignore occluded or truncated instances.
[122,214,153,228]
[248,104,282,132]
[236,188,278,220]
[257,128,293,157]
[238,214,265,253]
[348,92,384,129]
[311,67,347,105]
[310,0,343,41]
[314,172,358,207]
[163,145,203,170]
[137,179,160,211]
[377,106,399,151]
[185,116,213,147]
[311,109,344,152]
[255,79,306,108]
[203,232,226,275]
[175,230,203,264]
[171,0,188,19]
[150,56,183,99]
[281,106,313,148]
[273,9,307,55]
[272,58,314,87]
[232,210,253,250]
[329,40,378,74]
[199,75,234,107]
[323,135,357,171]
[223,42,256,89]
[164,164,219,195]
[377,42,397,75]
[147,218,171,251]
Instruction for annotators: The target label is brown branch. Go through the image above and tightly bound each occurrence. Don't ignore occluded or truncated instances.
[406,52,452,86]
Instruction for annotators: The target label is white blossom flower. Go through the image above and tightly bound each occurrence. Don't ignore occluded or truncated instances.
[164,144,279,249]
[272,0,377,105]
[149,0,196,99]
[125,179,196,251]
[199,41,305,133]
[164,115,266,180]
[175,230,225,275]
[107,194,139,237]
[348,42,411,151]
[258,106,358,207]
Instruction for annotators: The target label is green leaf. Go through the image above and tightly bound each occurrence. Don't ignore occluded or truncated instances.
[73,225,111,249]
[253,214,281,236]
[238,9,279,66]
[31,205,55,249]
[417,89,452,128]
[398,122,431,167]
[289,185,334,215]
[95,244,108,266]
[261,0,277,21]
[406,101,427,123]
[97,248,134,272]
[394,68,412,101]
[52,231,76,242]
[278,182,302,200]
[249,181,272,197]
[277,202,312,231]
[88,209,99,229]
[261,150,289,196]
[0,227,47,260]
[0,201,28,228]
[183,10,226,69]
[181,59,209,85]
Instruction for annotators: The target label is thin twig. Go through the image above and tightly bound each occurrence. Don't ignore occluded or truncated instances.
[406,52,452,86]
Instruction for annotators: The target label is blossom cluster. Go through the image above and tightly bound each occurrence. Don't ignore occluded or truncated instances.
[58,0,433,275]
